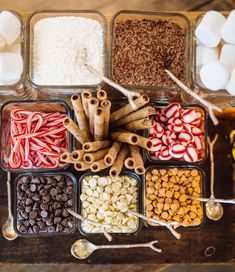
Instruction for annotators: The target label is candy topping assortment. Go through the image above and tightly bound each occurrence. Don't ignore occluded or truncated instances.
[9,110,68,169]
[80,175,138,233]
[148,103,205,162]
[145,168,203,227]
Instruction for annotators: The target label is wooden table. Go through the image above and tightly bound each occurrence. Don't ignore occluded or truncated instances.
[0,11,235,264]
[0,118,234,264]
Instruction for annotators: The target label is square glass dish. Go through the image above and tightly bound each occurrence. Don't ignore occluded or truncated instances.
[192,13,232,102]
[13,172,77,237]
[0,99,72,172]
[145,103,208,165]
[26,10,107,95]
[109,10,191,102]
[78,170,142,236]
[143,165,205,229]
[0,10,27,102]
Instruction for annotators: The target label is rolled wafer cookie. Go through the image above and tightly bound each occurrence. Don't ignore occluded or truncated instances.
[97,88,107,101]
[94,107,104,141]
[71,149,85,161]
[60,152,75,163]
[63,117,89,144]
[91,159,109,172]
[83,148,110,164]
[110,144,129,179]
[125,118,155,131]
[104,142,122,166]
[110,94,150,123]
[74,161,90,171]
[129,145,146,175]
[88,98,99,135]
[110,131,139,145]
[71,94,91,140]
[83,140,111,152]
[113,106,156,127]
[124,157,135,169]
[101,100,111,139]
[81,90,92,118]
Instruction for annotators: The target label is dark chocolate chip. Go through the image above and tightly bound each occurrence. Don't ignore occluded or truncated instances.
[40,203,48,210]
[46,218,54,226]
[40,210,48,218]
[30,184,37,192]
[54,217,62,224]
[25,198,33,206]
[50,188,58,196]
[30,210,38,219]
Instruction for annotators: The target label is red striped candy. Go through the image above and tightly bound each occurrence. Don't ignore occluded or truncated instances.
[169,143,186,158]
[182,109,197,124]
[159,146,172,160]
[178,131,194,146]
[149,137,162,152]
[183,146,198,162]
[164,103,181,119]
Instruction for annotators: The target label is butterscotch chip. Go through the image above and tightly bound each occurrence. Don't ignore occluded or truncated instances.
[194,186,201,194]
[146,210,154,217]
[146,173,152,181]
[177,170,184,177]
[161,211,168,219]
[165,197,172,204]
[164,203,170,210]
[179,187,185,194]
[145,198,152,206]
[179,194,188,202]
[146,204,153,211]
[159,169,166,176]
[166,190,173,198]
[187,187,193,195]
[171,203,179,211]
[171,168,178,175]
[162,181,168,188]
[152,200,158,208]
[191,169,198,177]
[152,169,159,176]
[154,189,159,195]
[149,194,156,201]
[159,188,166,196]
[157,203,164,210]
[155,182,161,190]
[161,175,168,182]
[152,175,158,182]
[147,181,155,187]
[193,218,201,225]
[147,187,155,194]
[173,185,180,191]
[158,198,164,203]
[174,191,180,199]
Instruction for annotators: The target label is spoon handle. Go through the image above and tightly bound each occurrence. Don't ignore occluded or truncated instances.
[190,196,235,204]
[6,172,12,218]
[96,241,162,253]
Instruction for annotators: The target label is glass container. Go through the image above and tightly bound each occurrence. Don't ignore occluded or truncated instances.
[0,99,72,172]
[27,10,107,100]
[109,10,191,102]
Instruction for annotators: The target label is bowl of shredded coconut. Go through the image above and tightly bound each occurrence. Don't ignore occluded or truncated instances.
[28,11,106,87]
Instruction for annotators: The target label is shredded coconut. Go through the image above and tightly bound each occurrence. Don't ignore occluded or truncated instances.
[32,16,104,86]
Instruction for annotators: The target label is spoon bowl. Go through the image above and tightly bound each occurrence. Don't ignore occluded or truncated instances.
[71,239,97,259]
[206,200,224,221]
[2,216,18,241]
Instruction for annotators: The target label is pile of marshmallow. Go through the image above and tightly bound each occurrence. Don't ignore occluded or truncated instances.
[0,11,23,85]
[149,103,204,163]
[195,10,235,95]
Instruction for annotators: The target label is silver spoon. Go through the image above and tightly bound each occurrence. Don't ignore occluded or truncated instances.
[71,239,162,259]
[206,134,224,221]
[2,172,18,240]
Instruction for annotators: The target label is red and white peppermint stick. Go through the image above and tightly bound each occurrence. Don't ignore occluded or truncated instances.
[9,109,68,169]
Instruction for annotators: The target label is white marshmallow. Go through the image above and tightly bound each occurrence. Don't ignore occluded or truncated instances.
[226,67,235,96]
[0,11,21,46]
[220,44,235,72]
[0,35,5,50]
[195,11,226,48]
[221,10,235,44]
[200,61,229,91]
[196,45,219,71]
[0,52,23,84]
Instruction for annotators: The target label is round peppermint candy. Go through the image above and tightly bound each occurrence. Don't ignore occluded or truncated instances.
[183,146,198,162]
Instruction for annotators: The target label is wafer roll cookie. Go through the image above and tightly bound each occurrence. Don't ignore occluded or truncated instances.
[88,98,99,136]
[110,144,129,179]
[110,94,150,123]
[63,117,89,144]
[83,148,110,164]
[60,152,74,163]
[125,118,155,131]
[113,106,156,127]
[83,140,111,152]
[101,100,111,139]
[81,90,92,118]
[71,150,85,161]
[91,159,109,172]
[104,142,122,166]
[94,107,104,141]
[74,161,90,171]
[97,88,107,101]
[71,94,90,140]
[124,157,135,169]
[137,135,152,150]
[111,131,139,145]
[129,145,146,175]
